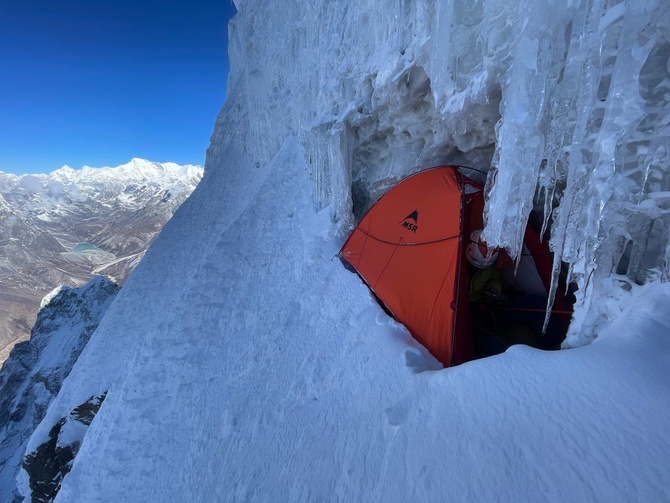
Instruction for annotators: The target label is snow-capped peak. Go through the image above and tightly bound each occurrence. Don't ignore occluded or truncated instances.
[0,160,203,198]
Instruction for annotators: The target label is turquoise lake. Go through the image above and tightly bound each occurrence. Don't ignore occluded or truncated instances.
[72,243,104,253]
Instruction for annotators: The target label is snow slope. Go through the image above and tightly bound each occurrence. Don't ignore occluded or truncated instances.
[13,0,670,501]
[28,137,670,502]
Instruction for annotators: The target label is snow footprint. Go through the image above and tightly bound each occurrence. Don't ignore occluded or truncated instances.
[384,400,409,427]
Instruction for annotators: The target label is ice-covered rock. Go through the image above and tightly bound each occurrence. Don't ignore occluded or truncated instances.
[21,392,107,503]
[0,277,119,503]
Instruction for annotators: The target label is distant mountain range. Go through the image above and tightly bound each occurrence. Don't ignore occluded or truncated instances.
[0,159,203,363]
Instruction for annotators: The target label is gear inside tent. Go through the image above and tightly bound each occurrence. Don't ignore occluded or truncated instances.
[339,166,572,367]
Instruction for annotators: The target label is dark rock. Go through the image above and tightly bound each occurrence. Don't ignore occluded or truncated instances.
[71,391,107,426]
[22,392,107,503]
[0,278,119,503]
[22,418,74,503]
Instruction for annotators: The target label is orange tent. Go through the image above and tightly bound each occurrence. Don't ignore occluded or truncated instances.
[339,166,481,366]
[340,166,572,367]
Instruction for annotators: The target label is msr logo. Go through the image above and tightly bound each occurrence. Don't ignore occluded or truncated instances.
[401,210,419,233]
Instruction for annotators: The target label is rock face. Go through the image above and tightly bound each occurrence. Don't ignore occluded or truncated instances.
[21,418,76,503]
[0,277,119,503]
[22,393,107,503]
[0,159,202,364]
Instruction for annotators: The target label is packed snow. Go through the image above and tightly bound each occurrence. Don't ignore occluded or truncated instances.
[10,0,670,501]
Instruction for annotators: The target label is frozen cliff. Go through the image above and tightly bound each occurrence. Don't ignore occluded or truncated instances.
[8,0,670,501]
[212,0,670,345]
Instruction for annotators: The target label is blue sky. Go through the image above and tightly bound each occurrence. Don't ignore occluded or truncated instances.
[0,1,237,174]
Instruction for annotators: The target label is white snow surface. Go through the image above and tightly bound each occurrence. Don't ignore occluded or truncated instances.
[18,0,670,501]
[38,138,670,502]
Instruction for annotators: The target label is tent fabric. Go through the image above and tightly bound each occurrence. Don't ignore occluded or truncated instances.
[340,166,475,366]
[340,166,572,367]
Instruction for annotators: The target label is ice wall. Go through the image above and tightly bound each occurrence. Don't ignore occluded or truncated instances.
[486,0,670,343]
[211,0,670,343]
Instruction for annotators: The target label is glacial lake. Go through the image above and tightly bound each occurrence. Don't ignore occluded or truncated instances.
[72,243,105,253]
